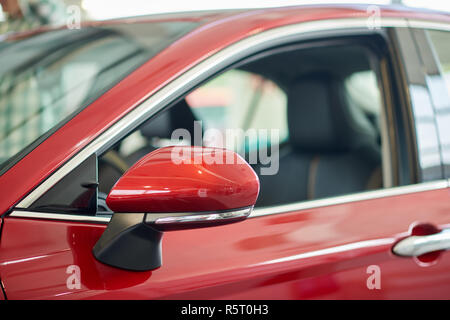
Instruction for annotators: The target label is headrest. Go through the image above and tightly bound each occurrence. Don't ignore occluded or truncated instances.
[140,99,197,141]
[287,73,377,152]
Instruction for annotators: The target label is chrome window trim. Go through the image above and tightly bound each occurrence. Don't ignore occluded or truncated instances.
[9,211,111,223]
[406,20,450,31]
[9,179,448,223]
[251,179,448,218]
[11,17,450,222]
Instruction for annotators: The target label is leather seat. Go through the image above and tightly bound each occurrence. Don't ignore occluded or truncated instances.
[256,73,381,207]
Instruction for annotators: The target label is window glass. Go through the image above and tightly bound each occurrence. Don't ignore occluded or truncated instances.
[96,44,385,211]
[0,20,199,173]
[186,69,288,154]
[428,30,450,96]
[35,41,387,215]
[345,70,382,116]
[344,70,382,139]
[427,29,450,177]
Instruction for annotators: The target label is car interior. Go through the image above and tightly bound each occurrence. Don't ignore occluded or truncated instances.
[94,36,386,213]
[244,43,383,206]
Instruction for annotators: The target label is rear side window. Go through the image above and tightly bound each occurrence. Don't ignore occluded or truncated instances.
[428,30,450,95]
[427,29,450,177]
[0,21,199,173]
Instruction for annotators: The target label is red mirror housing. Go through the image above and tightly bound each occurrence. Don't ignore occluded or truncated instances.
[106,146,260,213]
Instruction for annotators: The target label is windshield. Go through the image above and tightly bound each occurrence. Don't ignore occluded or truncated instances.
[0,20,199,173]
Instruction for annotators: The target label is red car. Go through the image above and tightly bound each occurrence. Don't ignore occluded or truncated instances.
[0,4,450,300]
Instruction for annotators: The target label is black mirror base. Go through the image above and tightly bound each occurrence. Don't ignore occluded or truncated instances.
[93,213,163,271]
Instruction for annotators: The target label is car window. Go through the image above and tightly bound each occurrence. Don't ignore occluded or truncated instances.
[186,69,288,154]
[0,20,199,173]
[30,39,389,216]
[345,70,382,116]
[344,69,382,137]
[427,29,450,177]
[93,42,387,211]
[428,30,450,95]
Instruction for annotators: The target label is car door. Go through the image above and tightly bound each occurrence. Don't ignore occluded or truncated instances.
[1,22,450,300]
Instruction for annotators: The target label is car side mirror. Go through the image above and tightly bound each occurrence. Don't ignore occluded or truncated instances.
[93,146,259,271]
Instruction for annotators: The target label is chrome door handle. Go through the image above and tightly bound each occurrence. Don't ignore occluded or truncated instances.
[393,229,450,257]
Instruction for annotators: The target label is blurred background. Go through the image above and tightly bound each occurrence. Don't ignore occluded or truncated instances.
[1,0,450,35]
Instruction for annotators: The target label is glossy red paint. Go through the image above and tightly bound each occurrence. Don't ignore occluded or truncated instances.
[107,146,259,213]
[1,188,450,299]
[1,4,450,300]
[1,5,449,215]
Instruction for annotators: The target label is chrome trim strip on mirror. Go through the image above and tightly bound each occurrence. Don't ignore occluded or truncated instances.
[8,179,448,223]
[392,229,450,257]
[12,17,449,214]
[152,207,252,225]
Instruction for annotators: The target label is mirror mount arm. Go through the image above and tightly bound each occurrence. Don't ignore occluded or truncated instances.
[93,207,253,271]
[93,213,163,271]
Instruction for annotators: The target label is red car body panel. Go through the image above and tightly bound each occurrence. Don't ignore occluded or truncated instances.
[0,5,450,299]
[1,189,450,299]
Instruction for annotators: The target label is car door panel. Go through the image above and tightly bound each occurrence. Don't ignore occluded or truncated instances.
[1,186,449,299]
